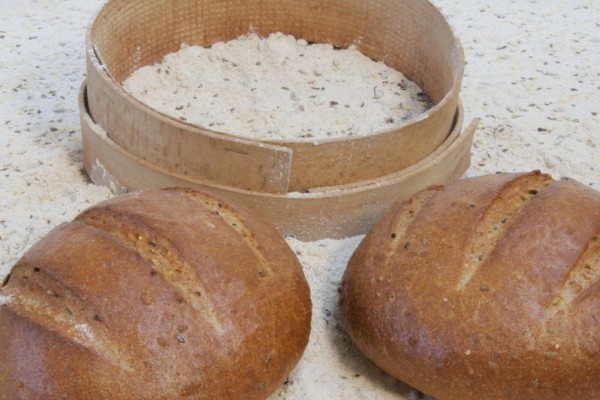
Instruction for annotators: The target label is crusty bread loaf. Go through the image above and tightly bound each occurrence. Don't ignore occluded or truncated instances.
[339,171,600,400]
[0,188,311,399]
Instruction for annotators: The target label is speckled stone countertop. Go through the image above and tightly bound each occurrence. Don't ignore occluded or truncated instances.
[0,1,599,399]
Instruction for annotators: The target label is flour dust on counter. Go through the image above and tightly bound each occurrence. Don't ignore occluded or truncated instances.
[0,0,112,277]
[123,32,432,141]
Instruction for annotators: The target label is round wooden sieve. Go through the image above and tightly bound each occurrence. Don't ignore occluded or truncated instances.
[86,0,464,194]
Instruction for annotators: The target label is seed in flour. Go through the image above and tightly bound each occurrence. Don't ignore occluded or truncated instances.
[123,32,432,141]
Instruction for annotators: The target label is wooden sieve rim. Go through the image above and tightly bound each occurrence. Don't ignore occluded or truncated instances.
[80,82,469,197]
[80,81,476,240]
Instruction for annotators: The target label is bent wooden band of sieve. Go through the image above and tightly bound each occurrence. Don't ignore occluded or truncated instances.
[80,81,477,240]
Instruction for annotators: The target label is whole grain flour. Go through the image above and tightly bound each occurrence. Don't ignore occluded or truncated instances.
[123,32,432,141]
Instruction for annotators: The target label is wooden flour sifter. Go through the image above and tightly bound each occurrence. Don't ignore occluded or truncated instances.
[80,0,478,240]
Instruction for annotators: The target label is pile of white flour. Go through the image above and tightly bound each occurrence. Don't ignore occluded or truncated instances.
[1,0,599,399]
[123,32,431,141]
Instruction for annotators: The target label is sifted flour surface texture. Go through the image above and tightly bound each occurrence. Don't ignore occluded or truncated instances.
[123,32,432,141]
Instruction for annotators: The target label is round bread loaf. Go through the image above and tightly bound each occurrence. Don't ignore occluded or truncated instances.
[339,171,600,400]
[0,188,311,399]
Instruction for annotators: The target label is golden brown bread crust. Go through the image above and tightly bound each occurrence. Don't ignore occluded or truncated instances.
[339,171,600,400]
[0,188,311,399]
